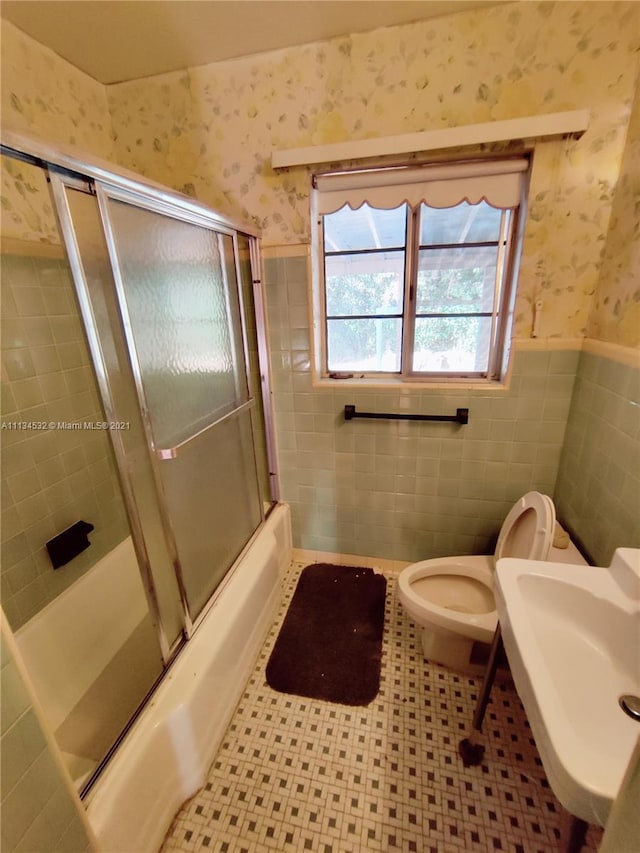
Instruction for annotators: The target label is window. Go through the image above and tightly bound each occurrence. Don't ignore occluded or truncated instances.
[313,158,529,382]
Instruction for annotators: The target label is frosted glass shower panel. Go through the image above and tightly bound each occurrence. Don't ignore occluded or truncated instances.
[106,201,248,450]
[159,409,262,617]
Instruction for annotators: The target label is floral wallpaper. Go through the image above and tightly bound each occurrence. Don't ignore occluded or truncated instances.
[106,1,640,343]
[1,153,61,245]
[0,20,114,245]
[586,73,640,348]
[1,4,638,345]
[0,20,113,159]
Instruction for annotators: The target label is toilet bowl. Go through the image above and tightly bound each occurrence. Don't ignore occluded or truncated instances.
[398,491,556,670]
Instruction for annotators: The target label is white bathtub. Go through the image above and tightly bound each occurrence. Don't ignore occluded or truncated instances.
[15,535,149,732]
[86,503,291,853]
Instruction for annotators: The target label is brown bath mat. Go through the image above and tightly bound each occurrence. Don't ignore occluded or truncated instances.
[266,563,387,706]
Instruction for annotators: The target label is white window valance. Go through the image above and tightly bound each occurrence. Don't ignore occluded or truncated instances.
[273,110,589,169]
[314,158,529,214]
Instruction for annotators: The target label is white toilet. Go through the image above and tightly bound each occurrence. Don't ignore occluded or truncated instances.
[398,491,556,672]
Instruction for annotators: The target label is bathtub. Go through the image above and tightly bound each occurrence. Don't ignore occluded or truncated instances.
[85,503,291,853]
[15,535,149,735]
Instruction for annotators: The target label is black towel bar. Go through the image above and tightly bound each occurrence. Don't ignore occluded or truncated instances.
[344,405,469,424]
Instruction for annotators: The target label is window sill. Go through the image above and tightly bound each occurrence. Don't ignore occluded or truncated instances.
[312,375,510,392]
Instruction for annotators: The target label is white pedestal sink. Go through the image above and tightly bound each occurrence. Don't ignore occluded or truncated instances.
[495,548,640,827]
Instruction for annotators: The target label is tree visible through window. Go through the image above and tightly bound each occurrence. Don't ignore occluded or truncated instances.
[314,159,527,382]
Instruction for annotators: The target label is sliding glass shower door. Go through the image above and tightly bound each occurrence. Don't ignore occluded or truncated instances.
[0,157,166,794]
[98,191,264,623]
[1,135,276,797]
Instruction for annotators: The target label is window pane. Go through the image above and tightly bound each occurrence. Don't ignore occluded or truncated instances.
[416,246,497,314]
[327,317,401,372]
[419,202,502,245]
[325,252,405,316]
[413,316,491,373]
[324,203,407,251]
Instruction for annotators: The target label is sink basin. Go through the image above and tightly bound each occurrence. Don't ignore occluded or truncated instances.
[495,548,640,826]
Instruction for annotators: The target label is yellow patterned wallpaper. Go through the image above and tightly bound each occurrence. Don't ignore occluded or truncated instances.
[105,1,639,343]
[0,21,113,158]
[0,20,114,244]
[587,75,640,348]
[1,4,638,344]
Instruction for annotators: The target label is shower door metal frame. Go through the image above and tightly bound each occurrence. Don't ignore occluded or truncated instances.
[245,237,280,503]
[93,181,266,635]
[1,129,280,506]
[0,130,261,240]
[1,129,282,638]
[1,130,283,804]
[46,168,177,663]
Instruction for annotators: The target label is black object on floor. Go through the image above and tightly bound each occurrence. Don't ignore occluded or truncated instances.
[266,563,387,706]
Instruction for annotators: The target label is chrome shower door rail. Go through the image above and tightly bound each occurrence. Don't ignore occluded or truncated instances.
[155,399,255,460]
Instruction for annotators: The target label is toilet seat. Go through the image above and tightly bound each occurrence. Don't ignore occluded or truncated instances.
[494,491,555,562]
[397,492,556,646]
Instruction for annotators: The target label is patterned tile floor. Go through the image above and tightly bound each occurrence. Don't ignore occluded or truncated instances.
[162,561,603,853]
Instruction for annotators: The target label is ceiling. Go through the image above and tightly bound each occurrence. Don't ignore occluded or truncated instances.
[1,0,503,85]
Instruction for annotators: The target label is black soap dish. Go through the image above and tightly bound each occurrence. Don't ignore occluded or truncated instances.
[46,520,94,569]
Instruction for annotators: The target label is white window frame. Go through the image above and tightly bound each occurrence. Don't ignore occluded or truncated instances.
[311,156,529,385]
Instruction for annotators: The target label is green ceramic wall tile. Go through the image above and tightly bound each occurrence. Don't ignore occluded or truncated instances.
[555,351,639,565]
[286,279,308,307]
[549,350,581,375]
[395,475,416,494]
[535,445,562,467]
[459,479,489,500]
[614,397,638,437]
[292,393,315,413]
[419,438,442,458]
[282,256,308,285]
[312,394,337,414]
[265,249,602,561]
[0,634,90,852]
[513,350,551,376]
[439,460,462,479]
[523,375,548,398]
[394,493,416,515]
[538,421,568,444]
[509,442,537,464]
[484,461,509,482]
[515,421,543,442]
[416,461,439,482]
[462,441,489,461]
[0,664,30,739]
[488,421,515,442]
[438,440,462,460]
[545,373,577,398]
[437,479,460,497]
[543,397,572,421]
[290,329,310,351]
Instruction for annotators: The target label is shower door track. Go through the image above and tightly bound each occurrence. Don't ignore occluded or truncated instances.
[1,131,260,238]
